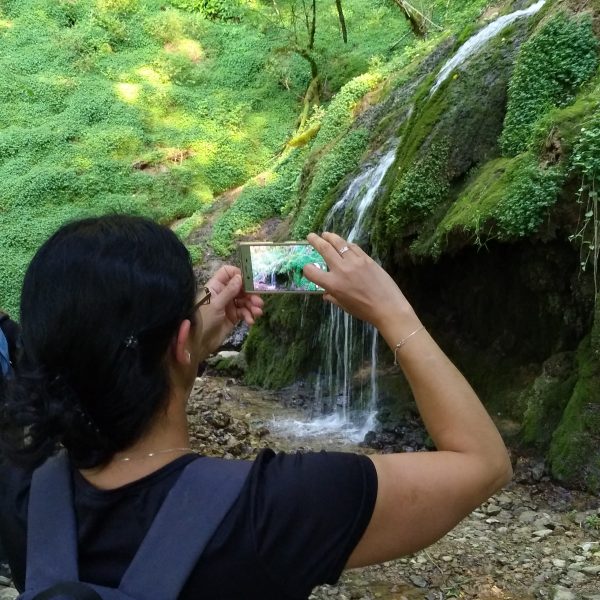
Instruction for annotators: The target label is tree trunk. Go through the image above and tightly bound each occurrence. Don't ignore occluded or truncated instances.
[309,0,316,50]
[335,0,347,43]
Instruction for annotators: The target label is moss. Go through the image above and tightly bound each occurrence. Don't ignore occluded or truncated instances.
[501,12,599,156]
[375,20,529,255]
[292,128,370,238]
[548,335,600,493]
[530,76,600,159]
[421,152,565,255]
[244,294,322,388]
[520,355,578,449]
[382,140,450,240]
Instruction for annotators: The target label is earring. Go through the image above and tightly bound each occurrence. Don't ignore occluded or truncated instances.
[185,351,191,362]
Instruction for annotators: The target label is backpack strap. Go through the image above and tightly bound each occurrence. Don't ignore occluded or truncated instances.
[25,452,80,590]
[29,582,103,600]
[25,453,251,600]
[0,327,12,377]
[119,457,251,600]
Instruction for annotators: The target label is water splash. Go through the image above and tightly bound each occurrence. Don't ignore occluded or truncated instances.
[430,0,546,96]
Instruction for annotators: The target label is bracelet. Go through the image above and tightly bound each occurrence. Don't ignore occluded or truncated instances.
[393,325,425,366]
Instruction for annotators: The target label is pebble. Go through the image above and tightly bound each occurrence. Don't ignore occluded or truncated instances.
[518,510,538,523]
[409,575,428,588]
[553,588,576,600]
[567,570,588,584]
[534,529,553,539]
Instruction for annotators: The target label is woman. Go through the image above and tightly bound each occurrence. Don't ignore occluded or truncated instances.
[0,215,512,599]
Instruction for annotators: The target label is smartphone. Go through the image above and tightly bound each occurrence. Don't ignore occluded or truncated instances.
[238,242,327,294]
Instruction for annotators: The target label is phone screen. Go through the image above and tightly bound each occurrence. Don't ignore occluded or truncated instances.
[239,243,327,293]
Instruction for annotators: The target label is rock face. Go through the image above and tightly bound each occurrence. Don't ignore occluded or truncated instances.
[243,4,600,494]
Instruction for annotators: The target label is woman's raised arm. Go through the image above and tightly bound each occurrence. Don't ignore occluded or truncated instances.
[304,232,513,568]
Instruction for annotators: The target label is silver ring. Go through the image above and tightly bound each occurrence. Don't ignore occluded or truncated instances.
[338,245,350,256]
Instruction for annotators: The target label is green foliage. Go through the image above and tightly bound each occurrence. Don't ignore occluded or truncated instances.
[169,0,241,21]
[565,115,600,277]
[501,12,599,156]
[0,0,303,312]
[210,151,304,255]
[493,156,564,238]
[292,128,370,238]
[572,113,600,181]
[173,210,204,241]
[311,73,382,149]
[548,336,600,494]
[426,152,565,254]
[383,141,449,237]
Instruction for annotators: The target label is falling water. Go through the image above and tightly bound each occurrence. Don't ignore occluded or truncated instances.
[270,146,397,442]
[430,0,546,95]
[268,1,547,443]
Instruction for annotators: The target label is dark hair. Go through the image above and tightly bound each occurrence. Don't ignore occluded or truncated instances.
[0,215,196,469]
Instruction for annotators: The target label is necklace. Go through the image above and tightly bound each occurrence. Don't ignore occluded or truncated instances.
[118,447,193,462]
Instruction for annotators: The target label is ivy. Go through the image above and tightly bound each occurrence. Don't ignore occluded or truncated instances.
[501,12,599,156]
[493,156,564,238]
[383,141,450,237]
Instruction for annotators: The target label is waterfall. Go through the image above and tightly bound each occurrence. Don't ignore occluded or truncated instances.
[430,0,546,96]
[273,147,397,441]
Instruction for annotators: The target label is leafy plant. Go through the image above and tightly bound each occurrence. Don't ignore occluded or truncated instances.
[169,0,241,20]
[569,115,600,291]
[501,12,599,156]
[585,513,600,530]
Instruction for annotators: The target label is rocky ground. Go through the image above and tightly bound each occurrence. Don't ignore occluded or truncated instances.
[190,375,600,600]
[1,374,599,600]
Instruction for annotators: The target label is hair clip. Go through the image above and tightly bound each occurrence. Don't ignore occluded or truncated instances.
[124,335,139,349]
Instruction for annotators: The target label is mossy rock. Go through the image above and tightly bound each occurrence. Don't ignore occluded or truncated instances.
[548,336,600,493]
[243,294,323,388]
[520,352,577,449]
[375,19,530,253]
[419,152,565,255]
[206,350,247,378]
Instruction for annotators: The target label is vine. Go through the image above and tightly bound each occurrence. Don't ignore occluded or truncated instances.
[569,117,600,296]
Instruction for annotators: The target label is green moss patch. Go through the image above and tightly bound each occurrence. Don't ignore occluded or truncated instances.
[548,336,600,493]
[244,294,322,389]
[501,12,599,156]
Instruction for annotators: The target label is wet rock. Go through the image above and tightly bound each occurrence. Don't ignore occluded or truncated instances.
[222,322,249,350]
[206,350,247,377]
[409,575,428,588]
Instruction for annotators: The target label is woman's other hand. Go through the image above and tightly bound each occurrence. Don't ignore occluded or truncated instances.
[199,266,263,356]
[303,232,415,330]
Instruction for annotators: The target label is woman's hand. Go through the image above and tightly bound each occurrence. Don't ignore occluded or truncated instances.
[198,266,263,356]
[302,232,414,329]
